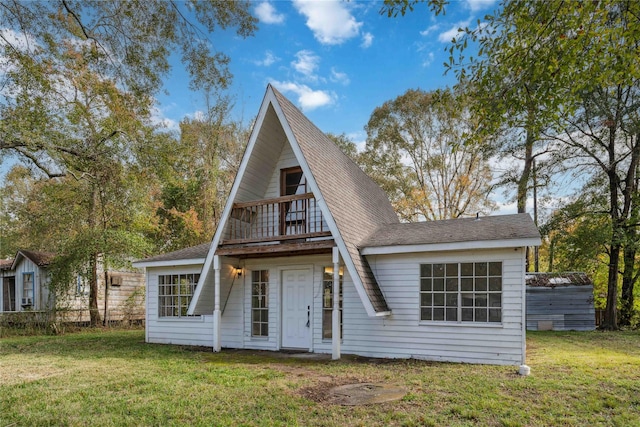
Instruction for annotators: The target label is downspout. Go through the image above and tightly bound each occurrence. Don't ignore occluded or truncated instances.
[332,246,341,360]
[519,246,531,376]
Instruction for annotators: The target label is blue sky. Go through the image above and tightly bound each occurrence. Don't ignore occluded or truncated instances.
[4,0,513,207]
[157,0,498,148]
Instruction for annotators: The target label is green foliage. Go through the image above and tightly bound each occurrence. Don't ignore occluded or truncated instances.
[0,1,257,322]
[387,0,640,328]
[151,96,248,252]
[326,133,359,160]
[380,0,447,18]
[362,87,495,221]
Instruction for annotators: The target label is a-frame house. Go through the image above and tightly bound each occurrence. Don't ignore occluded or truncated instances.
[135,85,541,367]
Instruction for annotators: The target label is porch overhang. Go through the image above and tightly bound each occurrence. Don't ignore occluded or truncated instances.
[215,239,335,259]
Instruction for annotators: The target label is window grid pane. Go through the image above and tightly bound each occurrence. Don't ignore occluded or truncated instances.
[322,267,343,339]
[420,262,502,323]
[158,273,200,318]
[251,270,269,337]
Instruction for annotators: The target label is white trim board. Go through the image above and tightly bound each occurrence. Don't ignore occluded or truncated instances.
[361,238,542,256]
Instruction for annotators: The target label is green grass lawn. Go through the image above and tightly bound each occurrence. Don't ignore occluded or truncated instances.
[1,329,639,426]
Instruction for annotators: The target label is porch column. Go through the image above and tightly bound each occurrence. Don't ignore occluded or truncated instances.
[213,255,221,352]
[332,246,341,360]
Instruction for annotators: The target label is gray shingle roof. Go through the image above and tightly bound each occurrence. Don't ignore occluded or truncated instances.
[361,213,540,249]
[137,243,210,264]
[272,85,399,313]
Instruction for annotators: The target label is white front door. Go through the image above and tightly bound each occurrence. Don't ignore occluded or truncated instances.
[281,268,312,349]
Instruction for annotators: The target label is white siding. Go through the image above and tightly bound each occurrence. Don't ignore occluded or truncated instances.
[146,265,213,347]
[342,248,526,365]
[264,142,299,199]
[146,248,526,366]
[219,262,244,348]
[242,254,333,351]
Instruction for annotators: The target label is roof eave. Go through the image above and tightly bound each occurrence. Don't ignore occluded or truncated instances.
[132,258,206,269]
[361,237,542,256]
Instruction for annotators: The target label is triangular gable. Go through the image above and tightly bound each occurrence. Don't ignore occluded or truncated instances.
[190,85,398,316]
[11,250,54,270]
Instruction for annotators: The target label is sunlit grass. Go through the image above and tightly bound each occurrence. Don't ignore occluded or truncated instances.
[1,329,638,426]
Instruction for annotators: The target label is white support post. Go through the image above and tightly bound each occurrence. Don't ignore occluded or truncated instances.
[332,246,341,360]
[213,255,221,352]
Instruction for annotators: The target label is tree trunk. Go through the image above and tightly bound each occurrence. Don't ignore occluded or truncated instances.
[88,187,101,326]
[619,245,636,326]
[103,268,109,327]
[518,128,535,271]
[88,252,101,326]
[548,236,555,272]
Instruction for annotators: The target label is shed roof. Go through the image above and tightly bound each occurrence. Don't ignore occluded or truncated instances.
[0,259,13,270]
[526,272,593,288]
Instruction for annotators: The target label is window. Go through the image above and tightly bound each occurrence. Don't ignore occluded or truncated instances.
[280,167,307,236]
[420,262,502,323]
[76,275,89,296]
[322,267,343,339]
[22,272,34,307]
[158,273,200,317]
[251,270,269,337]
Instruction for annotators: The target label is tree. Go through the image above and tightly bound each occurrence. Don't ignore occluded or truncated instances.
[0,1,257,324]
[154,96,248,252]
[1,1,256,171]
[362,87,495,221]
[326,133,360,160]
[383,0,640,329]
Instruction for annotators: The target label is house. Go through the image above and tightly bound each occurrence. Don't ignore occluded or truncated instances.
[134,85,541,368]
[0,249,145,323]
[525,272,595,331]
[1,250,55,312]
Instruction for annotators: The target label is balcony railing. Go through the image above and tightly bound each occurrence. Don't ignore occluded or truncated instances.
[222,192,331,245]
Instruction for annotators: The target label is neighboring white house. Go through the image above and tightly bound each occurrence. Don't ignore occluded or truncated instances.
[134,85,541,367]
[0,249,145,322]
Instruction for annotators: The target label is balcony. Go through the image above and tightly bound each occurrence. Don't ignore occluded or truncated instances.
[217,193,334,258]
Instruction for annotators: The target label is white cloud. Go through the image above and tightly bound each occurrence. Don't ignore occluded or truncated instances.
[347,131,366,152]
[422,52,435,67]
[420,24,440,37]
[361,32,373,48]
[330,67,350,86]
[465,0,497,12]
[438,19,471,43]
[254,50,279,67]
[293,0,362,45]
[254,2,285,24]
[270,80,335,111]
[292,50,320,80]
[150,104,179,131]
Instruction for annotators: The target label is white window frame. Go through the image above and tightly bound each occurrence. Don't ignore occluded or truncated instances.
[251,270,269,337]
[322,266,343,340]
[158,273,200,318]
[419,261,502,324]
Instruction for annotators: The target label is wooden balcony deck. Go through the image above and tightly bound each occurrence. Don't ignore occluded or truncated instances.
[218,193,333,258]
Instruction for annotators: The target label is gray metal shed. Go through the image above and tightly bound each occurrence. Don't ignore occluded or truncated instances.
[526,272,596,331]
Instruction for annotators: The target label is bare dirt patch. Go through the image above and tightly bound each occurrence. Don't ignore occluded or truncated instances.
[270,364,407,405]
[327,383,408,405]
